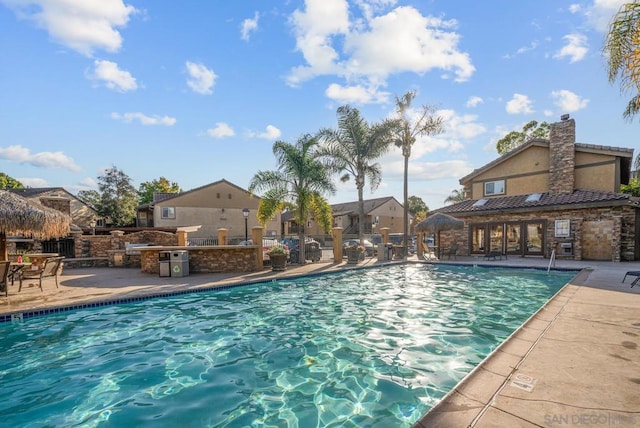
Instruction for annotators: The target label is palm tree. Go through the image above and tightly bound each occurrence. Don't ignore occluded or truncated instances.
[248,135,335,264]
[392,91,445,258]
[316,105,398,245]
[444,188,467,205]
[604,1,640,120]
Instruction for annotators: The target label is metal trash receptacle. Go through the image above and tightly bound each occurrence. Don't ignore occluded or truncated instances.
[159,251,171,277]
[170,250,189,277]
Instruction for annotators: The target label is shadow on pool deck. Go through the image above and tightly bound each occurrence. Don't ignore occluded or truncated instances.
[2,255,640,427]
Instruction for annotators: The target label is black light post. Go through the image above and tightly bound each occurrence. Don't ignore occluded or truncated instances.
[242,208,249,242]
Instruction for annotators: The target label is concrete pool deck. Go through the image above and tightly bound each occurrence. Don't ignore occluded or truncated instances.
[1,256,639,427]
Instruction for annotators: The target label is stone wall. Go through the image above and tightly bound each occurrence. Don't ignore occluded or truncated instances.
[40,197,71,216]
[439,204,636,261]
[140,247,258,274]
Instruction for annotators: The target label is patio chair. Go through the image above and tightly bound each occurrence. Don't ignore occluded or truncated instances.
[622,271,640,284]
[443,244,458,260]
[19,257,64,292]
[422,242,437,261]
[0,261,9,297]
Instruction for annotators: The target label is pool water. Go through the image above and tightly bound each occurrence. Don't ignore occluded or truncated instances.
[0,264,574,427]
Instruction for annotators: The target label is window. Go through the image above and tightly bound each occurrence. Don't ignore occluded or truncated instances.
[554,219,570,238]
[473,198,488,207]
[484,180,505,196]
[161,207,175,219]
[525,193,542,202]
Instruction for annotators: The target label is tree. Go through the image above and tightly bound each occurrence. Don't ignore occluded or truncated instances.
[621,177,640,196]
[0,172,24,189]
[248,135,335,264]
[444,188,467,205]
[496,120,550,154]
[138,177,182,205]
[408,195,428,216]
[391,91,445,258]
[604,1,640,120]
[317,105,398,245]
[93,166,138,227]
[77,189,101,209]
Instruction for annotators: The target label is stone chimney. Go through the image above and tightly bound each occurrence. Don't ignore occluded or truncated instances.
[548,116,575,195]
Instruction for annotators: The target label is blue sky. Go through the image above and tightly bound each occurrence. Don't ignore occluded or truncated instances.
[0,0,636,211]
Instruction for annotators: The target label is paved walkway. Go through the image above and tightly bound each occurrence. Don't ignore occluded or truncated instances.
[2,256,639,427]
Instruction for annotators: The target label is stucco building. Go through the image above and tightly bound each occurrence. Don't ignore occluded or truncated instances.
[433,117,638,261]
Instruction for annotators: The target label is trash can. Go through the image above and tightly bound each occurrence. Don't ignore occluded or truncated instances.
[377,243,388,262]
[159,251,171,277]
[386,244,394,261]
[170,250,189,277]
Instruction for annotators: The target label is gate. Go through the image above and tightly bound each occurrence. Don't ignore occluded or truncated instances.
[42,238,75,258]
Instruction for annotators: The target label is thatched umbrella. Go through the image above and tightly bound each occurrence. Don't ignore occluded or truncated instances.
[415,212,464,253]
[415,212,464,234]
[0,190,71,261]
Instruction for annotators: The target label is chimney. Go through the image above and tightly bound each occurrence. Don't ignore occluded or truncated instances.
[40,197,71,216]
[548,115,575,195]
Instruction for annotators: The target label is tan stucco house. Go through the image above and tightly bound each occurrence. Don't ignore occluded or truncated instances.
[433,117,639,261]
[285,196,408,238]
[138,179,281,242]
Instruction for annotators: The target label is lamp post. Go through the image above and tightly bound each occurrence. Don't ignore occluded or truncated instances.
[89,219,96,236]
[242,208,249,242]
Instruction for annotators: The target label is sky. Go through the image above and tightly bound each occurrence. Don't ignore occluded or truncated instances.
[0,0,637,211]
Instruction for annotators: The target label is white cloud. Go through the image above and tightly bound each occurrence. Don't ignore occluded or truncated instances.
[88,59,138,92]
[506,94,534,115]
[78,177,98,188]
[584,0,627,32]
[551,89,589,112]
[241,12,259,41]
[206,122,235,138]
[465,96,483,108]
[408,159,474,181]
[554,33,588,63]
[2,0,137,56]
[111,112,176,126]
[568,4,582,13]
[17,177,49,187]
[185,61,217,95]
[0,145,82,171]
[249,125,282,140]
[503,40,539,59]
[287,2,474,92]
[325,83,389,104]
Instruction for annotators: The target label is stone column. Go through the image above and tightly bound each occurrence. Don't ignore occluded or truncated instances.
[251,226,264,268]
[217,228,228,246]
[332,227,343,262]
[176,230,187,246]
[380,227,390,244]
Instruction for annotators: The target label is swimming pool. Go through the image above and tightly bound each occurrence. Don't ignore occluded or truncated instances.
[0,264,575,427]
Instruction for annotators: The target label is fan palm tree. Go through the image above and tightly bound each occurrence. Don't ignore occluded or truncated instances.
[444,188,467,205]
[248,135,335,264]
[604,1,640,121]
[392,91,445,258]
[316,105,398,245]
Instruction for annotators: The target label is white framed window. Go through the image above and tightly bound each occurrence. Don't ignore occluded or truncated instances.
[554,219,570,238]
[161,207,176,219]
[484,180,505,196]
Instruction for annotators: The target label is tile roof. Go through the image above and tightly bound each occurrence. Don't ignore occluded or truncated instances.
[434,189,634,216]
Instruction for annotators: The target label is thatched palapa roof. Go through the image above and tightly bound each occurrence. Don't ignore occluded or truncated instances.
[415,212,464,233]
[0,190,71,239]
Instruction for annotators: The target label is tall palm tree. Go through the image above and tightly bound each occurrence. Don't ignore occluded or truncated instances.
[316,105,398,245]
[444,188,467,205]
[604,1,640,120]
[248,134,335,264]
[392,91,445,258]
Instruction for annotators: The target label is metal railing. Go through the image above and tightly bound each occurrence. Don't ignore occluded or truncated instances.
[187,238,219,246]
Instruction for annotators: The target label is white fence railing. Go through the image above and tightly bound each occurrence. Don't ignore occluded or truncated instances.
[187,238,219,246]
